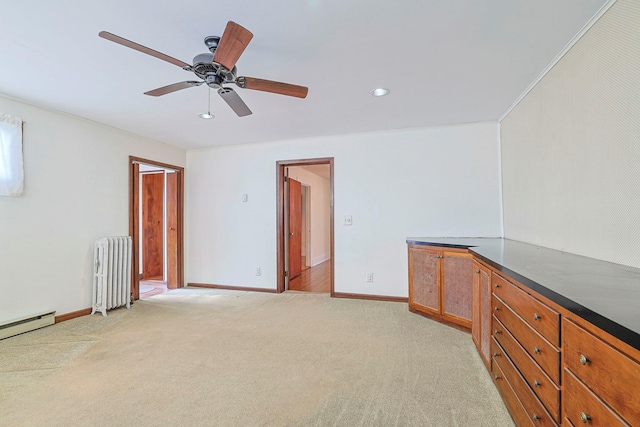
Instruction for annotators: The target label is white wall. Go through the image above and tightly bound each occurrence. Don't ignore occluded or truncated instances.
[186,122,502,297]
[501,0,640,268]
[288,166,331,266]
[0,95,185,324]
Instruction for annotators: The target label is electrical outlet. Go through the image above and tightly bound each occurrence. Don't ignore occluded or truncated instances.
[366,272,374,283]
[255,267,261,276]
[242,194,248,202]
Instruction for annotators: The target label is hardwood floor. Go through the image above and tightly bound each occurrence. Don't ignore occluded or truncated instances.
[289,259,331,293]
[140,278,167,299]
[301,256,310,272]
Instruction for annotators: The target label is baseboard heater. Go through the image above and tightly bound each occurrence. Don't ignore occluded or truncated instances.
[0,311,56,340]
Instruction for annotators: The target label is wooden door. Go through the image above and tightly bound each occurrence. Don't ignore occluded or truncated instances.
[442,251,473,326]
[142,172,164,279]
[408,245,440,315]
[166,171,178,289]
[288,178,302,279]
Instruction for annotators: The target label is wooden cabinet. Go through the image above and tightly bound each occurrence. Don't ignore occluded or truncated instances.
[408,244,473,329]
[491,273,561,425]
[563,317,640,426]
[472,260,492,368]
[408,239,640,427]
[487,268,640,427]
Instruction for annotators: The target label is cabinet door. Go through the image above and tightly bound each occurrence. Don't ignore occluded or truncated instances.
[472,260,492,369]
[472,261,481,347]
[408,245,440,314]
[479,264,492,366]
[442,251,473,325]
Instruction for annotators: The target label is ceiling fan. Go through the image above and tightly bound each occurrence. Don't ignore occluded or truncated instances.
[99,21,308,117]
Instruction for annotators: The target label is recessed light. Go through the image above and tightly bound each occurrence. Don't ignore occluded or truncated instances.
[199,112,214,119]
[370,88,390,97]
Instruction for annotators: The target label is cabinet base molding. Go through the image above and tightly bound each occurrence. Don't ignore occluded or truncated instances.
[333,292,408,303]
[408,307,471,333]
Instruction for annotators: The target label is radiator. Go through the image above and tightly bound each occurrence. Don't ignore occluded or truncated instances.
[91,236,132,316]
[0,311,56,340]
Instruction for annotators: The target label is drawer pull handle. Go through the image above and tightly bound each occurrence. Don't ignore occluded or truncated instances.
[533,380,541,387]
[494,283,500,288]
[494,307,500,311]
[534,347,541,354]
[579,354,591,365]
[493,352,500,358]
[533,313,541,321]
[494,375,501,380]
[494,329,502,335]
[532,414,541,421]
[475,269,480,273]
[580,412,591,423]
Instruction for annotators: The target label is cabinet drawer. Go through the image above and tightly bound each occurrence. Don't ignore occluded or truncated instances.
[493,295,560,383]
[493,274,560,346]
[563,319,640,426]
[492,330,560,422]
[493,338,557,427]
[492,356,535,427]
[563,368,628,426]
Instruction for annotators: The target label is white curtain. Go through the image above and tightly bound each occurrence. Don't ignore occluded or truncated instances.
[0,113,24,196]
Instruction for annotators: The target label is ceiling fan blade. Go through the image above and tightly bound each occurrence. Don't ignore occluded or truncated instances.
[218,87,252,117]
[99,31,190,68]
[212,21,253,71]
[236,77,308,99]
[144,81,203,97]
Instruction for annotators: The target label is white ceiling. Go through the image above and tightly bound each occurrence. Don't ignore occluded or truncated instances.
[0,0,608,150]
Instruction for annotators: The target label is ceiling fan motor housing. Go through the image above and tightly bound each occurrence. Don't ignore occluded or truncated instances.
[192,52,236,82]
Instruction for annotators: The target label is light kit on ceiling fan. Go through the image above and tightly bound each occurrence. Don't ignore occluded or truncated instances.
[199,88,214,119]
[98,21,309,118]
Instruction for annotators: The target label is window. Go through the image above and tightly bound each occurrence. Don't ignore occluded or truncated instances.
[0,113,24,196]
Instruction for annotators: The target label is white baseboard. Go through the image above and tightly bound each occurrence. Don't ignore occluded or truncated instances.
[311,254,330,267]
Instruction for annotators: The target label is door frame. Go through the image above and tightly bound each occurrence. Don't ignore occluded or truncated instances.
[129,156,185,300]
[301,183,311,269]
[276,157,334,295]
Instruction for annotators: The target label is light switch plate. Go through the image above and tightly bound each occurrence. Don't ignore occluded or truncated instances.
[344,215,353,226]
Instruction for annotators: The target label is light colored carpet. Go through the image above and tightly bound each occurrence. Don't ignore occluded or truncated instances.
[0,288,514,426]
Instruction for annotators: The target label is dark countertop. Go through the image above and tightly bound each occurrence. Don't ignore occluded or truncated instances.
[407,237,640,351]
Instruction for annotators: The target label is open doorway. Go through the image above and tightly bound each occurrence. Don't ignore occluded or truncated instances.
[129,156,184,300]
[276,158,334,295]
